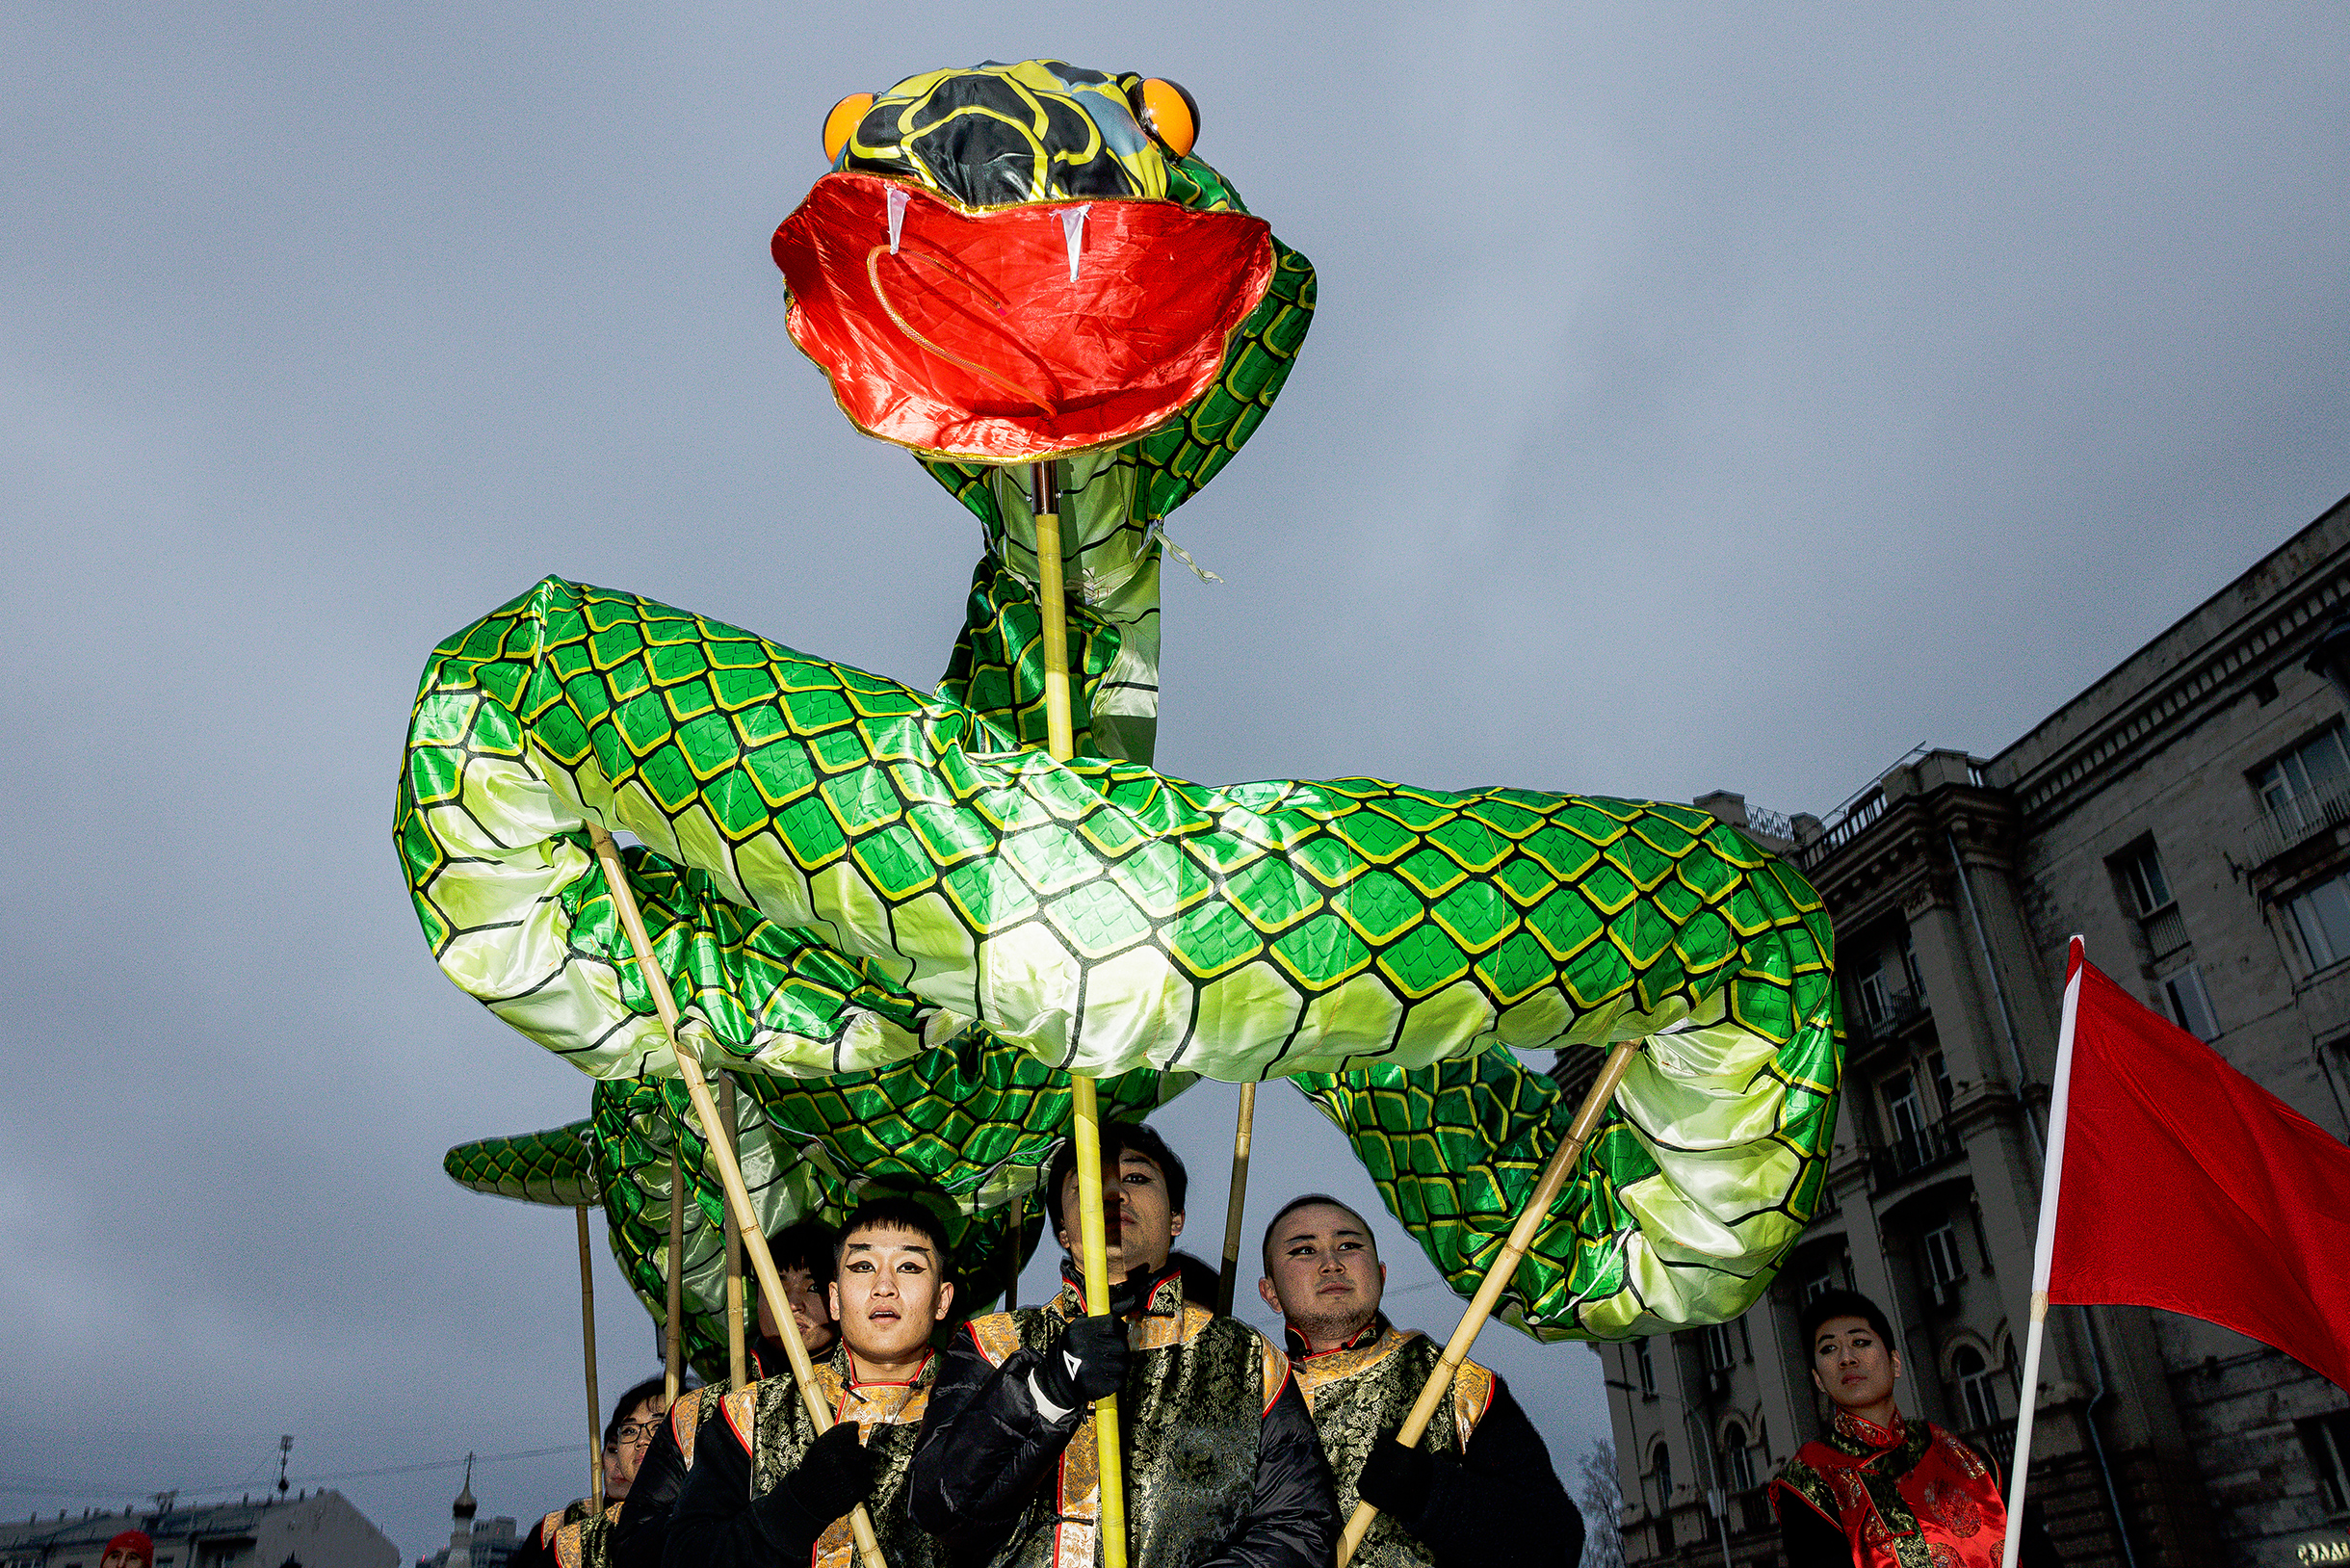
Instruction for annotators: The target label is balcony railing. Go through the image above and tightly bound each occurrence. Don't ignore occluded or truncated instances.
[1852,987,1929,1043]
[2248,783,2350,869]
[1870,1120,1966,1189]
[1792,791,1886,871]
[2140,903,2189,959]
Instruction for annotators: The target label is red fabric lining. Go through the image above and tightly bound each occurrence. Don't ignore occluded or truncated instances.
[772,172,1272,462]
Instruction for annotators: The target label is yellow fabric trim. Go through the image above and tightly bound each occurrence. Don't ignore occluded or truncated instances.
[1261,1337,1292,1416]
[1450,1360,1496,1450]
[967,1312,1023,1367]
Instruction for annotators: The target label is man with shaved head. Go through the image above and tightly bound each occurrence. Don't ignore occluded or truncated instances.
[1259,1194,1583,1568]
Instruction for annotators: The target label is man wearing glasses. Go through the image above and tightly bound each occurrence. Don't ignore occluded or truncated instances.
[518,1376,672,1568]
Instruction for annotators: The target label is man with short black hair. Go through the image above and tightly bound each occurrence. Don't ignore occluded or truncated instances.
[756,1217,840,1373]
[615,1218,838,1568]
[910,1121,1337,1568]
[1772,1289,2059,1566]
[1257,1193,1581,1568]
[666,1195,958,1568]
[519,1376,671,1568]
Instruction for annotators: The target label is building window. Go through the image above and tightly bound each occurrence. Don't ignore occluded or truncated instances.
[1704,1322,1735,1371]
[1634,1336,1656,1395]
[2115,840,2189,958]
[2119,840,2173,917]
[1926,1050,1953,1112]
[2288,871,2350,973]
[1859,967,1892,1027]
[1649,1441,1674,1514]
[2259,721,2350,832]
[1721,1420,1757,1492]
[1886,1069,1926,1141]
[2298,1409,2350,1518]
[1924,1223,1965,1294]
[1951,1346,2002,1431]
[2163,965,2221,1041]
[1900,930,1925,994]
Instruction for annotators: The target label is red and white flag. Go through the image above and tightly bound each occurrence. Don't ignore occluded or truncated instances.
[2003,937,2350,1566]
[2045,940,2350,1386]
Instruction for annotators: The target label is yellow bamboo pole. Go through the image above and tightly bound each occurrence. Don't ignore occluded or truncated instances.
[720,1075,746,1388]
[587,824,890,1568]
[1215,1082,1258,1316]
[1334,1038,1644,1568]
[576,1205,604,1511]
[665,1153,685,1404]
[1031,459,1127,1568]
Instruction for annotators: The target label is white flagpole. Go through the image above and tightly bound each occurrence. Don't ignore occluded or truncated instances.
[2003,935,2085,1568]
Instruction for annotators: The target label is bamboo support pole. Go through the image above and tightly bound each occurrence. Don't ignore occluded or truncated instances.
[720,1075,746,1388]
[665,1153,685,1404]
[587,824,890,1568]
[577,1204,604,1510]
[1215,1082,1258,1316]
[1031,459,1127,1568]
[1334,1038,1644,1568]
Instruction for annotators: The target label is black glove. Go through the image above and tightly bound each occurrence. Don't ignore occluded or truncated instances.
[780,1422,877,1528]
[1354,1429,1434,1521]
[1033,1314,1131,1410]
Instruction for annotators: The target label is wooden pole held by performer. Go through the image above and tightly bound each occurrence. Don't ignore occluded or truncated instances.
[1335,1037,1643,1568]
[665,1152,685,1404]
[720,1074,746,1388]
[1030,458,1129,1568]
[587,824,891,1568]
[1216,1081,1258,1316]
[576,1204,604,1511]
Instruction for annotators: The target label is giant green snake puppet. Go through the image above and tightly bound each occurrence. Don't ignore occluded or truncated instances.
[415,60,1841,1377]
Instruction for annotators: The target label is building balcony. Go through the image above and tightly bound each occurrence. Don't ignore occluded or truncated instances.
[1869,1119,1966,1192]
[1851,987,1930,1044]
[2248,784,2350,870]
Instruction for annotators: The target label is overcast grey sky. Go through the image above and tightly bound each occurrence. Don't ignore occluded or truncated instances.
[5,1,2347,1556]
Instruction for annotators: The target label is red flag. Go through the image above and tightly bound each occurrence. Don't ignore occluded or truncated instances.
[2046,940,2350,1393]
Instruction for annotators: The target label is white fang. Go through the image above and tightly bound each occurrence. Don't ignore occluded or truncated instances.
[1060,204,1089,283]
[887,186,910,255]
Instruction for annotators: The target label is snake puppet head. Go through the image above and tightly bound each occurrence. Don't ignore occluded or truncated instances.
[771,59,1315,492]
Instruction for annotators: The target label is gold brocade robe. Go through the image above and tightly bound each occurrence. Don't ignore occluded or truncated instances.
[1290,1321,1495,1568]
[722,1343,942,1568]
[535,1500,623,1568]
[963,1275,1292,1568]
[662,1379,733,1471]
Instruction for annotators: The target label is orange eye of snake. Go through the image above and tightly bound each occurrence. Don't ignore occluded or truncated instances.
[1137,78,1199,158]
[822,92,875,164]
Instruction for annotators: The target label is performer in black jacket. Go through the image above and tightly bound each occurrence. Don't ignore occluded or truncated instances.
[664,1197,956,1568]
[614,1219,836,1568]
[908,1121,1337,1568]
[1256,1193,1582,1568]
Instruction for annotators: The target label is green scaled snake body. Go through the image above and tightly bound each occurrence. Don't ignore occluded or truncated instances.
[409,576,1837,1335]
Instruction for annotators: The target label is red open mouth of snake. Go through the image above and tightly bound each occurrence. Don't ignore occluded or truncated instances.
[771,171,1274,462]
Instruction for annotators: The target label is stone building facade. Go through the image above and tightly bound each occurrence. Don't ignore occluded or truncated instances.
[1603,492,2350,1567]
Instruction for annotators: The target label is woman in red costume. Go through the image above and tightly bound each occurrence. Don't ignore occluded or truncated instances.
[1770,1290,2059,1567]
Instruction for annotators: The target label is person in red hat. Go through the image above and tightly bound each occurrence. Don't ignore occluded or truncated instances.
[100,1531,152,1568]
